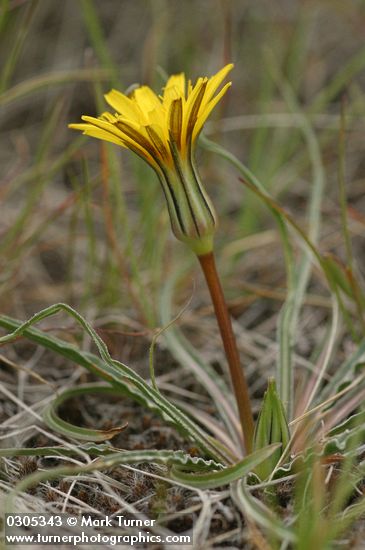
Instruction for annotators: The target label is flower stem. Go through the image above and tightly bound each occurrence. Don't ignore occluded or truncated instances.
[198,251,254,454]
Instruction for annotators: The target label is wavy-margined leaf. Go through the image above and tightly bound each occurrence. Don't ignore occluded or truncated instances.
[43,383,128,441]
[260,410,365,479]
[323,410,365,456]
[327,409,365,437]
[98,449,224,471]
[4,449,224,513]
[0,305,232,464]
[171,444,281,489]
[0,445,223,472]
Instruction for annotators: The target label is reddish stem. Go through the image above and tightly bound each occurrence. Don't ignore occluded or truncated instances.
[198,251,254,454]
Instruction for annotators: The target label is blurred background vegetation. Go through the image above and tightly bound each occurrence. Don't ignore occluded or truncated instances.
[1,0,365,347]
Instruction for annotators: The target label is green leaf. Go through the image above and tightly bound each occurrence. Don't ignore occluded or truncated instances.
[323,410,365,456]
[0,444,223,472]
[231,478,297,544]
[253,379,290,480]
[0,305,232,464]
[323,254,353,297]
[4,449,224,514]
[43,384,128,441]
[171,444,281,489]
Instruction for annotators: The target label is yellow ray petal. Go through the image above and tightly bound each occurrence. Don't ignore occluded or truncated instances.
[132,86,162,114]
[81,115,157,166]
[205,63,234,103]
[186,79,207,127]
[69,124,126,147]
[163,73,186,109]
[81,115,127,140]
[145,107,169,143]
[104,89,143,122]
[68,123,91,131]
[192,82,232,142]
[164,73,186,97]
[180,78,207,150]
[100,111,118,123]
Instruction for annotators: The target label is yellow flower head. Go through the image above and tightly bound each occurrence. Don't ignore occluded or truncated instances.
[69,63,233,171]
[69,64,234,255]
